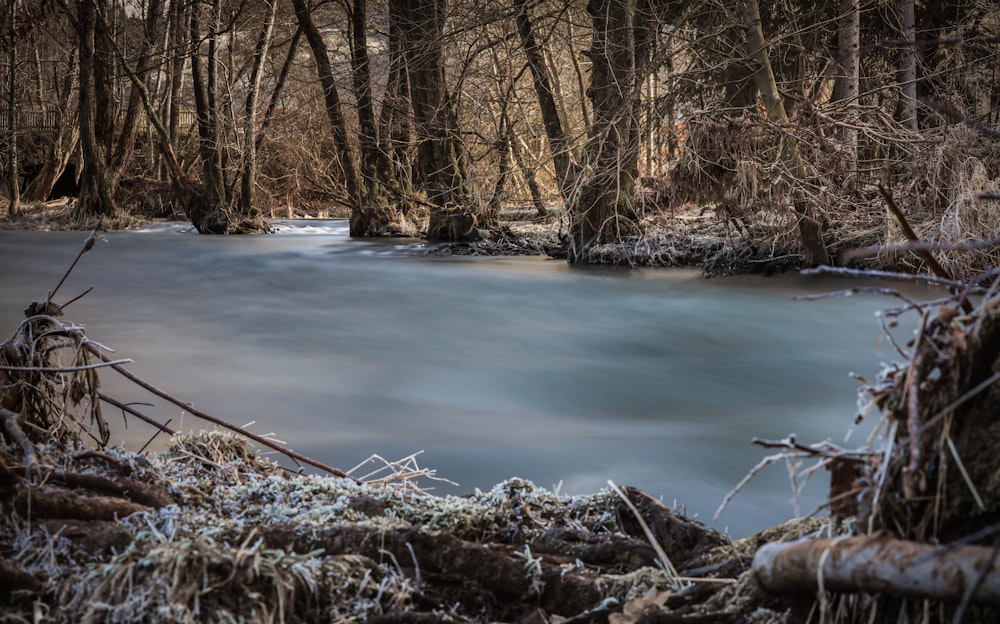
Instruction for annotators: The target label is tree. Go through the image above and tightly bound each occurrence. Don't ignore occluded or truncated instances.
[742,0,829,266]
[394,0,478,241]
[4,0,19,217]
[895,0,917,131]
[569,0,654,261]
[237,0,278,222]
[513,0,577,202]
[347,0,417,236]
[835,0,860,176]
[73,0,116,219]
[291,0,362,223]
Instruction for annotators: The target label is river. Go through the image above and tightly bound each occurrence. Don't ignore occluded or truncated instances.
[0,221,919,537]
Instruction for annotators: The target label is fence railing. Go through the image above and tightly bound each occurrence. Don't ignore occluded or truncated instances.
[0,109,198,132]
[0,109,60,131]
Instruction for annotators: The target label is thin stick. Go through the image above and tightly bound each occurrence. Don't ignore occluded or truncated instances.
[877,183,973,314]
[83,343,356,481]
[48,226,101,305]
[99,392,177,435]
[924,372,1000,430]
[0,358,133,373]
[800,265,965,288]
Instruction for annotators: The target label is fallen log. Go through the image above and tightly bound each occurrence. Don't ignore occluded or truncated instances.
[753,536,1000,604]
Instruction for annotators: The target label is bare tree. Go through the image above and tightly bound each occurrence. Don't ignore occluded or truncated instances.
[895,0,917,131]
[513,0,577,201]
[237,0,278,221]
[742,0,829,266]
[73,0,116,219]
[835,0,860,176]
[394,0,478,241]
[291,0,362,219]
[569,0,653,260]
[4,0,20,216]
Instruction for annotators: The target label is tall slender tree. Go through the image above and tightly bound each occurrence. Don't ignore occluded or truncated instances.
[5,0,20,217]
[743,0,829,266]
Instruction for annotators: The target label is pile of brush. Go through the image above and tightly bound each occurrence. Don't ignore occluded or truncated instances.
[751,255,1000,621]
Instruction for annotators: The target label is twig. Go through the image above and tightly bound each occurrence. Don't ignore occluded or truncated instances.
[99,392,177,435]
[82,342,357,481]
[840,237,1000,266]
[800,265,965,288]
[47,226,102,306]
[877,183,973,315]
[953,540,1000,624]
[903,341,925,500]
[0,358,133,373]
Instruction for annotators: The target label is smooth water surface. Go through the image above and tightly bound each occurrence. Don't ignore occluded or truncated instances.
[0,222,919,536]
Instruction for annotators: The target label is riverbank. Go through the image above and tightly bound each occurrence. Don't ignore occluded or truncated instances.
[0,196,838,277]
[3,221,1000,622]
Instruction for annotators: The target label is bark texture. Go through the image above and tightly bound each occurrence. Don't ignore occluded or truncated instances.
[754,536,1000,604]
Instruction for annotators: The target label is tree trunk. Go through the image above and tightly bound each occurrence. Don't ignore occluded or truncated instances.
[347,0,413,236]
[895,0,917,131]
[377,3,413,195]
[188,0,228,233]
[24,57,78,203]
[6,0,20,217]
[74,0,116,219]
[570,0,648,261]
[165,0,186,162]
[291,0,362,213]
[109,0,163,192]
[237,0,277,223]
[754,536,1000,604]
[513,0,577,201]
[835,0,860,177]
[395,0,478,242]
[742,0,830,266]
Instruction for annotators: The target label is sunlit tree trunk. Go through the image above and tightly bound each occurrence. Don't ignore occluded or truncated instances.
[377,3,412,195]
[743,0,830,266]
[347,0,414,236]
[291,0,362,217]
[395,0,478,242]
[513,0,577,200]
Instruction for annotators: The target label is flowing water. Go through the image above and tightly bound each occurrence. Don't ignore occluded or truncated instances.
[0,221,921,536]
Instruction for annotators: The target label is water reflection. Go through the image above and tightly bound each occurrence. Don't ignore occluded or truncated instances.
[0,222,923,536]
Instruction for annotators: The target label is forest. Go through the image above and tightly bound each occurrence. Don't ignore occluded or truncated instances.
[6,2,1000,622]
[1,0,999,271]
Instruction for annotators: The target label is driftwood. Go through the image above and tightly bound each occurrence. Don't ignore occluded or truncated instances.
[262,523,604,617]
[753,536,1000,604]
[0,554,42,592]
[15,486,150,521]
